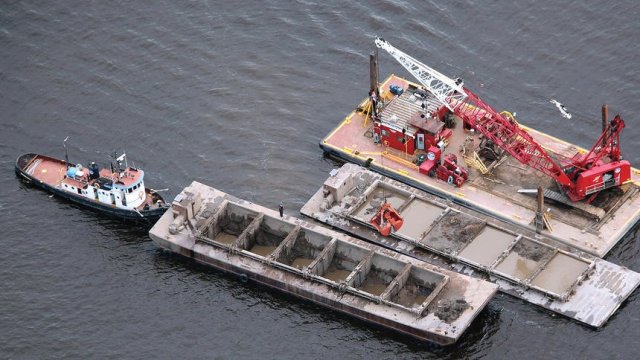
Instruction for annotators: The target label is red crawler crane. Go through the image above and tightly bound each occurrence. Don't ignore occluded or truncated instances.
[375,37,631,201]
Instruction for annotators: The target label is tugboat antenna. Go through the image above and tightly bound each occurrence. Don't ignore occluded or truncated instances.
[110,151,117,174]
[115,152,127,172]
[63,136,70,169]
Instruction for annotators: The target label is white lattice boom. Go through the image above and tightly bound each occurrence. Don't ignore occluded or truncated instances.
[374,37,467,111]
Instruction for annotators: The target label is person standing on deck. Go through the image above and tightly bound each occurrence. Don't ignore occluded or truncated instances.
[279,201,284,218]
[370,89,378,118]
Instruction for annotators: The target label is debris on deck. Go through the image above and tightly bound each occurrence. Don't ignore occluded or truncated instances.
[302,164,640,327]
[149,181,498,345]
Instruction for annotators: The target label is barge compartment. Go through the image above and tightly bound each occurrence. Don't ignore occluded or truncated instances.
[302,164,640,328]
[149,181,498,345]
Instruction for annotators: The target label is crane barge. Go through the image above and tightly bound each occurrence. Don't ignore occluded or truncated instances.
[319,37,640,258]
[373,37,630,202]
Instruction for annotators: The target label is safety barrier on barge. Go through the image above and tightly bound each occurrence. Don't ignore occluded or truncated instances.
[301,163,640,327]
[149,181,498,345]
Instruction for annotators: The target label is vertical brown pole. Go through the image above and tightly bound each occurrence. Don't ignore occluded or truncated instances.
[602,104,608,133]
[536,186,545,234]
[370,51,378,95]
[537,186,544,214]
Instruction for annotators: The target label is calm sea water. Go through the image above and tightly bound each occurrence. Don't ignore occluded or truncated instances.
[1,1,639,358]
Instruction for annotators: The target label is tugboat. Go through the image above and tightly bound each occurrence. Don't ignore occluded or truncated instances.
[15,138,169,221]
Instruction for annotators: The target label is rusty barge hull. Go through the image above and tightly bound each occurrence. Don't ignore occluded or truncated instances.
[149,181,498,345]
[320,75,640,258]
[301,163,640,328]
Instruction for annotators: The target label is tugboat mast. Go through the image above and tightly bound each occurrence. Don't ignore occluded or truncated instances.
[63,136,70,169]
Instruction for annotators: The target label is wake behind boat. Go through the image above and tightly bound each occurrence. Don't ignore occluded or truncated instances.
[15,149,169,221]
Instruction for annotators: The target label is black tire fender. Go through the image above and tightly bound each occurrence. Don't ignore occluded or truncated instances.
[238,273,249,284]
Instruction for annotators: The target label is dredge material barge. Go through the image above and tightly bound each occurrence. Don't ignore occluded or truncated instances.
[301,164,640,328]
[149,181,498,345]
[320,38,640,258]
[15,150,168,221]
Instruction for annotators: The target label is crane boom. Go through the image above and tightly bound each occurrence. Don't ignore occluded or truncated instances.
[375,37,573,187]
[455,87,574,188]
[373,37,630,201]
[572,115,625,169]
[374,37,467,112]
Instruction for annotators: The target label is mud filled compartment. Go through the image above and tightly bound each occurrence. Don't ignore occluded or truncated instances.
[197,201,261,247]
[352,253,405,296]
[237,215,296,257]
[421,211,486,255]
[530,252,592,299]
[493,238,555,281]
[457,226,517,267]
[395,198,446,240]
[390,266,448,311]
[350,182,410,223]
[311,240,371,283]
[271,228,332,271]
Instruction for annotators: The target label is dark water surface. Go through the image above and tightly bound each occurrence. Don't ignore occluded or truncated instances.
[1,1,639,358]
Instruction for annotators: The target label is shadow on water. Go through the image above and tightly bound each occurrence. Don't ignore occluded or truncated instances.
[321,150,347,167]
[605,221,640,269]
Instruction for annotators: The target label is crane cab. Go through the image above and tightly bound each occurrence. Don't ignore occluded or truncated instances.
[572,160,631,199]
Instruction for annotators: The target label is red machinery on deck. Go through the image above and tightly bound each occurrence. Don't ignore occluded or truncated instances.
[419,146,468,187]
[453,89,630,201]
[375,37,631,202]
[370,203,404,237]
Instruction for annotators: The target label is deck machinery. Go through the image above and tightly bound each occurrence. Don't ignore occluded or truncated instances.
[319,37,640,258]
[372,37,631,202]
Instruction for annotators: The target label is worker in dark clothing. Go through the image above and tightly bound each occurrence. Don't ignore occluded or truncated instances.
[279,201,284,218]
[370,89,378,118]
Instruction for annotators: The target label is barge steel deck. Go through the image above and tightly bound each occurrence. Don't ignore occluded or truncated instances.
[301,163,640,328]
[149,181,498,345]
